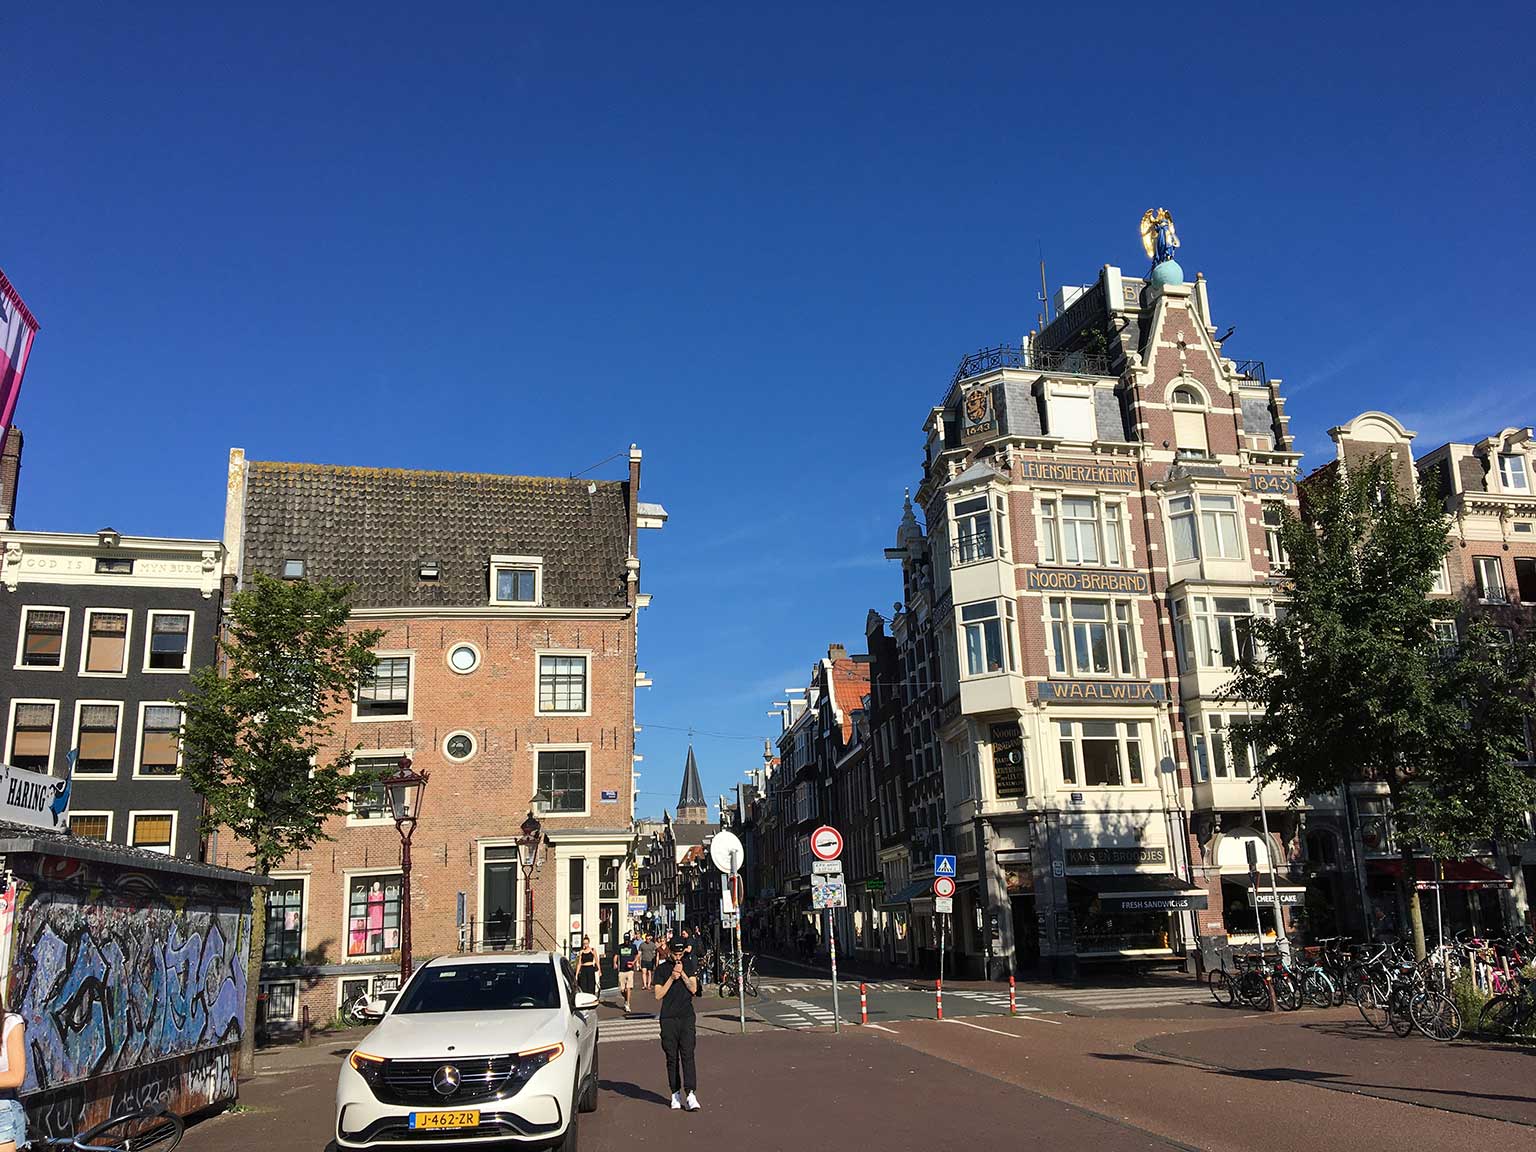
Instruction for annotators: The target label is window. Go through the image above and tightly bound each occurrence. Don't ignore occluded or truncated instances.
[1171,386,1209,457]
[951,496,995,563]
[1431,620,1459,658]
[8,702,56,771]
[18,608,66,669]
[137,705,182,776]
[1047,598,1138,677]
[346,874,403,957]
[536,749,588,814]
[282,559,306,579]
[961,600,1015,676]
[1172,596,1260,672]
[1056,720,1145,787]
[75,702,122,775]
[81,610,130,675]
[69,813,110,840]
[95,557,133,575]
[1199,495,1243,559]
[264,982,298,1021]
[145,611,192,671]
[490,557,541,605]
[444,731,476,762]
[348,755,400,822]
[1045,382,1096,441]
[265,879,306,964]
[1515,557,1536,604]
[447,643,480,674]
[1262,504,1288,570]
[1203,715,1255,779]
[356,654,411,719]
[1431,557,1452,595]
[1499,453,1528,491]
[394,960,561,1014]
[1475,556,1506,602]
[538,654,589,714]
[130,813,175,854]
[1038,496,1123,567]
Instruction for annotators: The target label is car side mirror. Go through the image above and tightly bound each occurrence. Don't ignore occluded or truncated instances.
[573,992,599,1011]
[362,997,388,1019]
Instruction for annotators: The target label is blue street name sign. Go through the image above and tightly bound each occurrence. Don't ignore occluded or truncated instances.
[934,854,957,878]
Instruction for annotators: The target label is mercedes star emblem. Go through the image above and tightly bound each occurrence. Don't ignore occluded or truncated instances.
[432,1064,462,1097]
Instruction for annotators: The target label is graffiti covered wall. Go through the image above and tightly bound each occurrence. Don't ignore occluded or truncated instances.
[7,856,251,1126]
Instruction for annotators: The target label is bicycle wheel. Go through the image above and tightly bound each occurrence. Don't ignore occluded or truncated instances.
[1208,970,1235,1006]
[1275,972,1303,1012]
[745,976,759,998]
[1478,994,1521,1039]
[1388,989,1415,1037]
[1356,980,1390,1030]
[1411,991,1462,1042]
[1303,969,1335,1010]
[78,1108,185,1152]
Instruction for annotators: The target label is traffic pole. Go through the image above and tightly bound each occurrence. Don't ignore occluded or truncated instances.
[859,982,867,1025]
[828,906,842,1033]
[1009,974,1017,1016]
[732,865,746,1035]
[936,977,943,1020]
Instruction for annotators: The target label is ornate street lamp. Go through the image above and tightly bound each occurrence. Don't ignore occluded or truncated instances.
[517,796,548,951]
[383,755,429,982]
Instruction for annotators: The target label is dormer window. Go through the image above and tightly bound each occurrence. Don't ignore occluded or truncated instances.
[490,555,542,605]
[282,559,306,579]
[1170,385,1209,458]
[1044,381,1096,442]
[1499,452,1528,492]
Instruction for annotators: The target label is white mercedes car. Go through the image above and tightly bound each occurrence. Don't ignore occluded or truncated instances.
[337,952,600,1151]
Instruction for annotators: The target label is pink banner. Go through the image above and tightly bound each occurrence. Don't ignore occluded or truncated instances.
[0,269,39,432]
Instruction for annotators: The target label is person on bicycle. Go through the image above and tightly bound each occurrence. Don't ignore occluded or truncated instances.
[0,997,26,1152]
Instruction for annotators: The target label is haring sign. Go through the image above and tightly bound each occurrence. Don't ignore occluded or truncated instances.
[0,750,73,831]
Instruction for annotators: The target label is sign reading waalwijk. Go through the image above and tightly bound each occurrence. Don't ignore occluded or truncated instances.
[1034,680,1166,703]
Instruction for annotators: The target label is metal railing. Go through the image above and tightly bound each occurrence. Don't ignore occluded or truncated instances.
[1232,359,1268,384]
[950,533,995,567]
[950,343,1114,388]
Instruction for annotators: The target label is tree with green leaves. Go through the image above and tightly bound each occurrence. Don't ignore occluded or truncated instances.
[1224,455,1536,959]
[178,573,383,1063]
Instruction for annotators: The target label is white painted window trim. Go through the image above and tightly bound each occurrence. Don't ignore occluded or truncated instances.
[14,605,70,672]
[6,697,60,773]
[445,641,482,675]
[530,742,593,818]
[476,839,525,940]
[489,554,544,607]
[534,648,593,718]
[352,650,415,723]
[1035,492,1127,569]
[78,607,134,678]
[142,609,195,674]
[72,698,124,780]
[67,809,114,842]
[442,730,478,763]
[1053,717,1155,791]
[132,700,184,780]
[345,747,413,826]
[128,808,179,855]
[266,871,310,964]
[261,979,300,1022]
[340,866,406,964]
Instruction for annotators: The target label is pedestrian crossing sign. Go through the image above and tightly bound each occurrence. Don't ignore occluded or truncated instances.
[934,854,957,878]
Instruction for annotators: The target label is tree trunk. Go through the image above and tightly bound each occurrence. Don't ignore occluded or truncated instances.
[1398,845,1427,960]
[241,882,267,1081]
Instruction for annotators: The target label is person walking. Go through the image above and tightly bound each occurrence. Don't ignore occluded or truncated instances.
[639,932,658,990]
[575,935,599,997]
[653,937,700,1111]
[0,996,27,1152]
[614,931,638,1014]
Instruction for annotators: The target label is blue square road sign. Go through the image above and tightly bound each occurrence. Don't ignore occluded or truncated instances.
[934,854,957,878]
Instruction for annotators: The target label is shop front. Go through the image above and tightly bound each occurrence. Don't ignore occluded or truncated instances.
[1064,872,1207,957]
[1368,857,1513,941]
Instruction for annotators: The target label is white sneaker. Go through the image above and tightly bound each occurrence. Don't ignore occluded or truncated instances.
[685,1091,700,1112]
[670,1092,682,1110]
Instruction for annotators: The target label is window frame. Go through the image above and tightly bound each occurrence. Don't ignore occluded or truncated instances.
[73,699,124,778]
[67,811,113,841]
[535,650,592,717]
[79,608,133,677]
[133,701,184,779]
[1198,494,1243,560]
[353,650,415,722]
[346,749,413,826]
[443,730,477,763]
[1261,503,1288,571]
[1170,385,1210,458]
[1430,619,1459,658]
[1046,596,1139,678]
[959,599,1017,678]
[342,868,406,960]
[14,605,70,672]
[445,641,482,675]
[264,873,309,965]
[1055,718,1149,789]
[1167,491,1245,565]
[489,555,544,607]
[261,980,300,1022]
[1430,556,1452,595]
[1498,452,1529,492]
[1474,556,1507,603]
[1515,556,1536,604]
[128,809,178,855]
[6,698,59,774]
[1044,381,1097,442]
[532,743,592,818]
[142,609,195,674]
[1036,494,1126,569]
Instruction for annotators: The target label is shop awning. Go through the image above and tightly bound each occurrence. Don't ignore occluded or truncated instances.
[1369,858,1513,890]
[881,880,930,908]
[1067,873,1209,912]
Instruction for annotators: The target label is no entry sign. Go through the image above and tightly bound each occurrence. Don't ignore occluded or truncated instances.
[933,876,956,899]
[811,825,844,861]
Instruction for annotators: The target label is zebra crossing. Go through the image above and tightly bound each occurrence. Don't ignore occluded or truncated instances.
[944,989,1018,1011]
[757,980,908,995]
[598,1016,662,1045]
[1035,985,1203,1012]
[771,998,838,1029]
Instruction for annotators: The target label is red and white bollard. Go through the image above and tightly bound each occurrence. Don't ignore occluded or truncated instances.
[1009,974,1017,1016]
[860,983,868,1025]
[936,978,944,1020]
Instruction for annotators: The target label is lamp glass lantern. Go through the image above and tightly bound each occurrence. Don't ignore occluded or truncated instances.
[383,756,428,828]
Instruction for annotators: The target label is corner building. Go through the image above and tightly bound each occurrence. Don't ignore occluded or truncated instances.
[220,448,664,1026]
[911,255,1300,975]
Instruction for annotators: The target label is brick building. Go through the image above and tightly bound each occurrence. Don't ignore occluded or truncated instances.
[218,447,665,1024]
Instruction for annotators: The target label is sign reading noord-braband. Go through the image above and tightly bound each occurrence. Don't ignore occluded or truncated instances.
[1018,460,1136,487]
[1024,568,1150,594]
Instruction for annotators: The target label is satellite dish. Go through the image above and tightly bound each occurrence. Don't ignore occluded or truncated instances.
[710,829,745,874]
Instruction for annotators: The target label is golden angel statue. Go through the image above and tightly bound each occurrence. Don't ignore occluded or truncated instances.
[1139,208,1180,265]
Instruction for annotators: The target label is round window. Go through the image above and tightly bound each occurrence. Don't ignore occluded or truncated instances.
[444,732,476,762]
[447,643,480,674]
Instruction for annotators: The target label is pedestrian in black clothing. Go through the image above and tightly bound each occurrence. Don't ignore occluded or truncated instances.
[653,938,700,1111]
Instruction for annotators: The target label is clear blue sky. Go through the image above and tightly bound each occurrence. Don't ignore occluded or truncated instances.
[8,3,1534,816]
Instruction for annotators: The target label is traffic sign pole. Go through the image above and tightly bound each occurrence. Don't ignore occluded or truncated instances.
[828,906,841,1033]
[730,854,746,1036]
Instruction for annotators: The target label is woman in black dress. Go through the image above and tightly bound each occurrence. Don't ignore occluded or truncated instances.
[576,935,598,995]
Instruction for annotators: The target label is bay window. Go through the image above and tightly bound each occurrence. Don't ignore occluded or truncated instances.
[1168,492,1244,563]
[1200,714,1256,779]
[961,599,1016,676]
[1262,503,1288,569]
[952,493,1007,564]
[1047,597,1138,677]
[1037,496,1123,567]
[1057,720,1146,787]
[1171,595,1262,672]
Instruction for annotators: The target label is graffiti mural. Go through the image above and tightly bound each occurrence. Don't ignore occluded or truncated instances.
[9,867,250,1095]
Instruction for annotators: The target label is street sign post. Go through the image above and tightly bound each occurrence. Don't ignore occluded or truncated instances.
[811,859,843,875]
[932,866,955,1007]
[933,854,957,878]
[934,896,954,913]
[808,827,844,1033]
[811,825,844,861]
[933,876,956,899]
[711,829,749,1035]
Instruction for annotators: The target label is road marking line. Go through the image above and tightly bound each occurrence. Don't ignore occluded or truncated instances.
[948,1019,1025,1038]
[863,1023,900,1033]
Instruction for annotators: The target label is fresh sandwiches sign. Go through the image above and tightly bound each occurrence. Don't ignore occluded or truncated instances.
[0,749,73,832]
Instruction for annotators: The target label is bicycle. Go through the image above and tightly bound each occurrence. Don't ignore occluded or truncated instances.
[36,1107,184,1152]
[719,952,760,999]
[1478,970,1536,1041]
[1354,947,1462,1041]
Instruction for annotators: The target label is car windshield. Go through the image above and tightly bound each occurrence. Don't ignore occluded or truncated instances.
[394,962,562,1013]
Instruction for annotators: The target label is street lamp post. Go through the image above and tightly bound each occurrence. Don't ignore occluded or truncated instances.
[383,755,429,984]
[517,809,546,951]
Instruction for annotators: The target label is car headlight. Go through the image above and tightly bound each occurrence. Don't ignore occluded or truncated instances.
[348,1050,386,1085]
[505,1043,564,1094]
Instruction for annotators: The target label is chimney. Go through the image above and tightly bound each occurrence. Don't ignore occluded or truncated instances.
[0,427,22,530]
[827,643,848,661]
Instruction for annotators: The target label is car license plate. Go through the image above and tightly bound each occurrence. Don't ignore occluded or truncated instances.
[409,1111,480,1130]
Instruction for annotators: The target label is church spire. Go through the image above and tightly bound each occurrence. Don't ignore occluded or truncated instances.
[677,744,707,822]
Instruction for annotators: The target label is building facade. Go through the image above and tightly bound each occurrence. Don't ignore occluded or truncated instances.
[220,447,664,1024]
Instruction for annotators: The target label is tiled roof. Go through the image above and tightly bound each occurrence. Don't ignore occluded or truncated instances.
[828,657,871,743]
[241,460,631,609]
